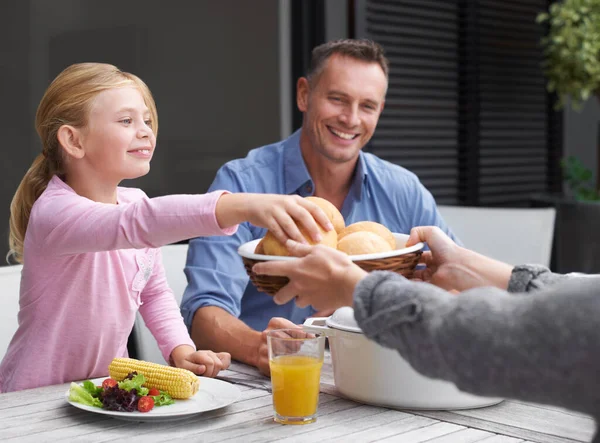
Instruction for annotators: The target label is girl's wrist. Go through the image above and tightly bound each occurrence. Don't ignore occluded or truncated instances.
[169,344,195,366]
[215,193,247,229]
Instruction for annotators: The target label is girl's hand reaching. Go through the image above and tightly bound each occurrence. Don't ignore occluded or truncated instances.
[171,345,231,378]
[215,193,334,246]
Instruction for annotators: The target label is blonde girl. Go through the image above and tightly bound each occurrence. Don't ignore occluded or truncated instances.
[0,63,331,392]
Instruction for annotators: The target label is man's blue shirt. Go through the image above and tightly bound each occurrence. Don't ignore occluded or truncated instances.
[181,130,458,332]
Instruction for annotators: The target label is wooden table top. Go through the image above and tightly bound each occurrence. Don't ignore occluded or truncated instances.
[0,353,595,442]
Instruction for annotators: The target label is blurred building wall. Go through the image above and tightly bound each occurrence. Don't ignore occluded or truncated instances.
[563,98,600,192]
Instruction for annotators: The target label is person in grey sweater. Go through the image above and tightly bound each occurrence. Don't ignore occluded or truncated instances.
[252,226,600,441]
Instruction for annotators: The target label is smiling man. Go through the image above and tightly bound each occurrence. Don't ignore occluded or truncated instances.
[180,39,459,376]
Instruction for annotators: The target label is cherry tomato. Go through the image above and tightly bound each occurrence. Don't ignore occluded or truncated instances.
[137,396,155,413]
[148,388,160,397]
[102,378,118,389]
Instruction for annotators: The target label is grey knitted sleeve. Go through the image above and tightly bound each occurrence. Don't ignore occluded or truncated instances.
[507,264,568,293]
[353,269,600,419]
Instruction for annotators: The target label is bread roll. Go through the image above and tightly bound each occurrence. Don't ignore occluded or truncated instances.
[338,221,396,249]
[255,238,266,255]
[305,196,345,234]
[261,226,338,256]
[337,231,393,255]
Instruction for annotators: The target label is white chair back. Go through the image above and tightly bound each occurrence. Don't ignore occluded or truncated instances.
[0,265,23,361]
[133,244,189,364]
[438,206,556,267]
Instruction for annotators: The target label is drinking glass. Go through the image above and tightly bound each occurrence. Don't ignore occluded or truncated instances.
[267,328,326,425]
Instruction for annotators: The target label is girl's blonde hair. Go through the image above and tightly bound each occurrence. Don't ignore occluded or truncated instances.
[8,62,158,263]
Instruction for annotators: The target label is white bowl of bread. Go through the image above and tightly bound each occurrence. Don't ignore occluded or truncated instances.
[238,196,424,296]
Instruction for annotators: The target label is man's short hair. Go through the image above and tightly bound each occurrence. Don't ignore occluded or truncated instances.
[306,39,389,85]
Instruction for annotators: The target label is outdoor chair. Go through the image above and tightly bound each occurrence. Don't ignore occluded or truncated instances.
[438,205,556,267]
[0,264,23,361]
[132,243,189,364]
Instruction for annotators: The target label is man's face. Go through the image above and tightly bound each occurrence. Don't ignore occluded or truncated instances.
[298,54,387,164]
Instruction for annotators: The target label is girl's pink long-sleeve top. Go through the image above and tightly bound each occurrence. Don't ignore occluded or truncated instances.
[0,176,237,392]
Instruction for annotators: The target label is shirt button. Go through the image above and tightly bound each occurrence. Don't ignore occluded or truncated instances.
[306,184,313,193]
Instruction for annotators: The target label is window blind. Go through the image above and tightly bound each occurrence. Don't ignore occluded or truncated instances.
[355,0,562,206]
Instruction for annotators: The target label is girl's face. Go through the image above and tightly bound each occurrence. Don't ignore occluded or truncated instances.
[80,86,156,184]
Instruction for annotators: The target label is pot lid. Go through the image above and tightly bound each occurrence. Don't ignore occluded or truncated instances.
[325,306,363,334]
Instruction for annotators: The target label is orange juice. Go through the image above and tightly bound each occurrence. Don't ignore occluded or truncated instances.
[270,355,323,420]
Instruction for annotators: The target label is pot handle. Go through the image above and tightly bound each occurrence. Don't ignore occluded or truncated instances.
[302,317,336,337]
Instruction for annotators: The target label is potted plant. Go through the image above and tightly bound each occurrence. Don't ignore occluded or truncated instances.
[535,0,600,274]
[561,155,600,201]
[537,0,600,110]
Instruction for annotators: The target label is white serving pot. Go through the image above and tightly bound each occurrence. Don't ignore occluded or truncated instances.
[304,307,502,410]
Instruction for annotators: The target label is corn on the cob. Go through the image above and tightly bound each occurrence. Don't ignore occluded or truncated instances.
[108,357,199,399]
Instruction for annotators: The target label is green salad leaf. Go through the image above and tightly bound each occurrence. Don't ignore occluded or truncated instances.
[82,380,103,397]
[152,393,175,406]
[118,373,149,396]
[68,382,103,408]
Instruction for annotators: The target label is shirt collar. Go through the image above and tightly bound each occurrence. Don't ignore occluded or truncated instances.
[350,150,368,201]
[283,130,313,195]
[283,129,369,200]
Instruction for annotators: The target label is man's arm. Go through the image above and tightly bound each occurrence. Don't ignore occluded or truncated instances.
[189,306,295,375]
[190,306,261,367]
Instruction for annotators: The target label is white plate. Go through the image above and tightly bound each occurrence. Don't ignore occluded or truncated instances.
[238,232,424,262]
[65,376,241,422]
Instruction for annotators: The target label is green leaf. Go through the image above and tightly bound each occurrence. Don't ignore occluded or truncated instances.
[561,155,600,201]
[82,380,103,397]
[539,0,600,110]
[69,382,103,408]
[118,373,149,396]
[152,392,175,406]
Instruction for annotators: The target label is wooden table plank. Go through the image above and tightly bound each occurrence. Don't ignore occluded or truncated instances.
[408,401,594,443]
[377,422,467,442]
[478,436,527,443]
[278,415,439,443]
[424,428,499,443]
[208,402,391,443]
[220,404,412,443]
[260,409,414,443]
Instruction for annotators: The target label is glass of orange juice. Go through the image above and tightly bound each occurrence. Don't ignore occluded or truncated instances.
[267,328,326,425]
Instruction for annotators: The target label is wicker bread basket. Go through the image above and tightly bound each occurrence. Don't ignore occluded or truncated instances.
[238,233,423,296]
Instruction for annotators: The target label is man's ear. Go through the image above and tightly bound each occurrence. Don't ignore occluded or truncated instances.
[57,125,85,159]
[296,77,310,112]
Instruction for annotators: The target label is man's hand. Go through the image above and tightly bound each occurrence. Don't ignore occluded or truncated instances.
[407,226,513,291]
[407,226,462,290]
[256,317,299,376]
